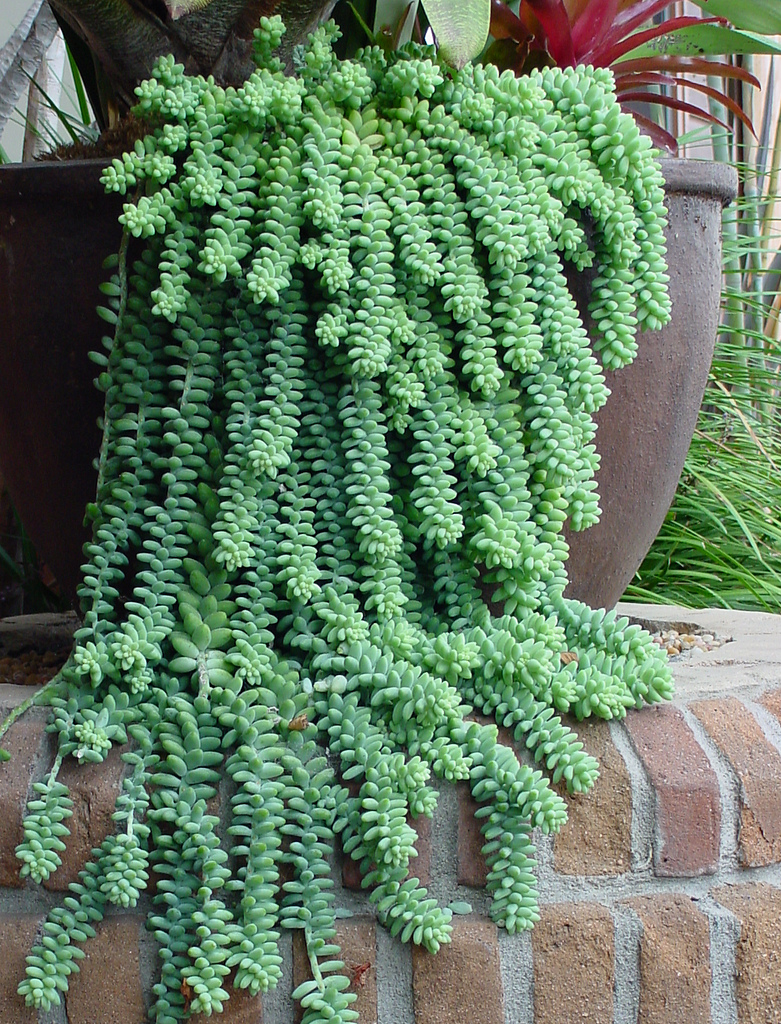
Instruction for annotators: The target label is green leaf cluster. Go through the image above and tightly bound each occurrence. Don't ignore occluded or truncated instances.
[12,15,673,1022]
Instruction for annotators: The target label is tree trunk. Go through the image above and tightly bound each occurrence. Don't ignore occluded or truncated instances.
[47,0,338,123]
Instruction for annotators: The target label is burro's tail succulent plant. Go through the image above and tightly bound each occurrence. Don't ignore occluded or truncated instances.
[4,16,674,1023]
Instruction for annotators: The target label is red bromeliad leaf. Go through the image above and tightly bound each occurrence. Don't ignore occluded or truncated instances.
[571,0,619,60]
[561,0,589,20]
[490,0,548,59]
[575,0,680,63]
[614,73,757,135]
[625,109,679,153]
[490,0,528,40]
[588,15,727,68]
[614,55,761,89]
[613,70,677,88]
[610,0,681,38]
[580,0,723,63]
[618,89,730,129]
[519,0,576,66]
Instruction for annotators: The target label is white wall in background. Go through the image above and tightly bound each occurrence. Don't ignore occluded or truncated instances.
[1,0,89,163]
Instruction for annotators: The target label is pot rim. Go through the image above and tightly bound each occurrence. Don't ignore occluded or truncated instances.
[0,158,111,199]
[658,157,738,206]
[1,155,740,205]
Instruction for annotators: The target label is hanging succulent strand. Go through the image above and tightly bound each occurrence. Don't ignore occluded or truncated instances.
[7,16,674,1023]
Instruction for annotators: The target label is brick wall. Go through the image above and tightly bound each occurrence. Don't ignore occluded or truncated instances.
[1,606,781,1023]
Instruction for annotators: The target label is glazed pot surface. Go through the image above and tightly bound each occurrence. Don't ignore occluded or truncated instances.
[0,161,123,605]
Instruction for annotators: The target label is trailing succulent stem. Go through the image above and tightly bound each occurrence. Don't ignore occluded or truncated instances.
[10,17,673,1022]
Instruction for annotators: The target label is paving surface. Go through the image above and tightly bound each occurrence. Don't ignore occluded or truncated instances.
[618,601,781,696]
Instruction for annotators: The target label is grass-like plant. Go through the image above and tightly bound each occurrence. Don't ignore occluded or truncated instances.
[628,60,781,612]
[627,319,781,610]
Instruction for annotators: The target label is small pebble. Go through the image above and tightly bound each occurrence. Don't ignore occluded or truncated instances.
[650,627,730,659]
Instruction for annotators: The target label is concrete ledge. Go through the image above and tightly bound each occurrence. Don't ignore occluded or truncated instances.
[620,601,781,696]
[0,606,780,1023]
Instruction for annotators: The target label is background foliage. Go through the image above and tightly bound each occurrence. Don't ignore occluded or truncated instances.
[628,38,781,613]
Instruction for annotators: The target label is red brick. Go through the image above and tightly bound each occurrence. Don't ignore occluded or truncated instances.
[457,782,488,887]
[411,918,503,1024]
[341,847,363,890]
[220,977,264,1023]
[691,697,781,866]
[65,917,145,1024]
[458,714,535,887]
[758,687,781,728]
[0,913,43,1024]
[553,719,632,875]
[44,743,128,890]
[626,895,711,1023]
[714,883,781,1023]
[341,814,430,890]
[532,903,614,1024]
[292,918,376,1024]
[625,704,720,876]
[336,919,377,1024]
[458,717,631,881]
[410,811,431,886]
[0,713,47,886]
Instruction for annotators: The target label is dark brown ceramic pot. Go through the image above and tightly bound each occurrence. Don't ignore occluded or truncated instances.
[0,158,736,609]
[0,161,123,605]
[563,159,738,608]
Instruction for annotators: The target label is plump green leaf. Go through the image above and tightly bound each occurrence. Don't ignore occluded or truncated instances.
[447,900,473,914]
[421,0,491,68]
[170,633,200,659]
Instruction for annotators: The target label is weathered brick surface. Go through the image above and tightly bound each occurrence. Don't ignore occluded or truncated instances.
[626,895,711,1024]
[457,782,488,887]
[219,977,264,1023]
[714,883,781,1023]
[759,687,781,727]
[341,847,363,890]
[342,814,431,890]
[691,697,781,866]
[65,917,146,1024]
[532,903,614,1024]
[45,743,128,890]
[625,705,720,876]
[411,811,431,886]
[553,719,632,875]
[0,913,43,1024]
[458,717,632,881]
[411,918,503,1024]
[0,712,47,886]
[293,918,377,1024]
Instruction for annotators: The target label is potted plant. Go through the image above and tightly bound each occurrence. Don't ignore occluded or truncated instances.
[0,2,761,1021]
[4,0,771,606]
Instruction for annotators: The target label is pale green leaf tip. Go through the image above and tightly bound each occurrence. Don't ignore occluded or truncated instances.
[421,0,491,68]
[447,900,473,915]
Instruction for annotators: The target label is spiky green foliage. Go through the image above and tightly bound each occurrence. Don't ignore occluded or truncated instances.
[12,17,673,1023]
